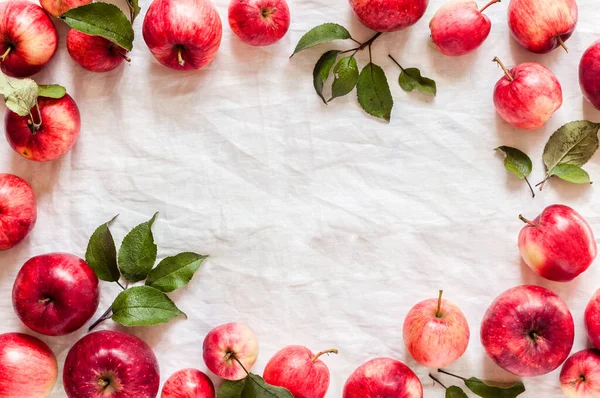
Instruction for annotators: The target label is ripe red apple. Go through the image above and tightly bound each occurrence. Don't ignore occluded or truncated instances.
[203,322,258,380]
[492,57,562,130]
[403,290,470,368]
[0,0,58,77]
[161,368,215,398]
[343,357,423,398]
[228,0,290,46]
[5,94,81,162]
[263,346,337,398]
[481,285,574,376]
[349,0,429,32]
[40,0,92,17]
[12,253,99,336]
[508,0,577,54]
[143,0,222,70]
[0,173,36,251]
[63,330,160,398]
[560,349,600,398]
[67,29,130,72]
[518,205,597,282]
[430,0,500,56]
[580,40,600,111]
[0,333,57,397]
[585,289,600,350]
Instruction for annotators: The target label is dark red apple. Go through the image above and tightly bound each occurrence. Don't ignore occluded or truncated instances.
[263,346,337,398]
[0,173,36,251]
[143,0,222,70]
[161,368,215,398]
[580,40,600,111]
[343,358,423,398]
[518,205,597,282]
[560,349,600,397]
[12,253,99,336]
[0,0,58,77]
[481,285,574,376]
[63,330,160,398]
[585,289,600,350]
[228,0,290,46]
[349,0,429,32]
[0,333,58,397]
[67,29,130,72]
[5,94,81,162]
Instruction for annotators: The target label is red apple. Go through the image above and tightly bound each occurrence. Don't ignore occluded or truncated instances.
[12,253,99,336]
[0,333,57,398]
[5,94,81,162]
[430,0,500,56]
[161,368,215,398]
[202,322,258,380]
[263,346,337,398]
[580,40,600,111]
[0,173,36,251]
[492,57,562,130]
[228,0,290,46]
[403,290,469,368]
[40,0,92,17]
[67,29,130,72]
[560,349,600,398]
[585,289,600,350]
[518,205,596,282]
[343,357,423,398]
[63,330,160,398]
[508,0,577,54]
[349,0,429,32]
[0,0,58,77]
[481,285,574,376]
[143,0,222,70]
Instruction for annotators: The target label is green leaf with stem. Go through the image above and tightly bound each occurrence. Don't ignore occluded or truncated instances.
[111,285,186,327]
[549,164,591,184]
[388,55,436,96]
[429,374,469,398]
[0,70,38,117]
[291,23,353,57]
[145,252,208,293]
[495,146,534,197]
[438,369,526,398]
[313,50,340,104]
[37,84,66,99]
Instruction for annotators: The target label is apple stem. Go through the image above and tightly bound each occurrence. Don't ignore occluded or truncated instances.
[116,281,126,290]
[518,214,537,227]
[388,54,406,73]
[492,57,514,82]
[438,369,467,381]
[535,175,550,190]
[88,305,113,332]
[38,298,52,305]
[27,102,43,134]
[0,46,11,62]
[358,32,383,52]
[436,290,444,318]
[479,0,501,13]
[557,36,569,53]
[524,176,535,198]
[116,51,131,63]
[177,47,185,67]
[429,374,447,389]
[311,348,339,363]
[230,353,250,375]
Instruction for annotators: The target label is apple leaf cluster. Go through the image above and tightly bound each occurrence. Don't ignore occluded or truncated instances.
[85,213,208,327]
[292,23,436,122]
[435,369,526,398]
[219,373,293,398]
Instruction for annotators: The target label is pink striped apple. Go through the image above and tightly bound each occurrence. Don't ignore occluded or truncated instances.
[202,323,258,380]
[161,369,215,398]
[343,358,423,398]
[560,349,600,398]
[349,0,429,32]
[228,0,290,46]
[0,173,36,251]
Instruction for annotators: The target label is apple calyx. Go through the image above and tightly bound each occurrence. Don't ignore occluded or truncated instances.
[518,214,537,227]
[0,46,12,62]
[436,290,444,318]
[528,330,540,342]
[311,348,339,363]
[38,297,52,305]
[493,57,514,82]
[97,372,121,394]
[479,0,501,13]
[260,7,277,19]
[557,36,568,53]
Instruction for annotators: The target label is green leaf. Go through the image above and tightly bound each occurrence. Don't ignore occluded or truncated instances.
[37,84,66,99]
[291,23,351,56]
[0,71,38,116]
[543,120,600,179]
[126,0,140,22]
[465,377,525,398]
[111,286,185,326]
[218,374,293,398]
[357,63,393,122]
[398,67,436,96]
[118,212,158,282]
[218,379,247,398]
[60,3,134,51]
[85,215,120,282]
[549,163,591,184]
[145,252,208,293]
[495,146,532,180]
[330,56,359,101]
[447,386,469,398]
[313,50,340,104]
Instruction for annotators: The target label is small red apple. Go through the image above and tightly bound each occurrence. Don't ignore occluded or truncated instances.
[481,285,574,377]
[343,357,423,398]
[12,253,100,336]
[40,0,92,17]
[5,94,81,162]
[560,349,600,398]
[0,0,58,77]
[492,57,562,130]
[580,40,600,111]
[228,0,290,46]
[202,322,259,381]
[518,205,597,282]
[508,0,577,54]
[161,368,215,398]
[585,289,600,350]
[143,0,223,70]
[349,0,429,32]
[0,173,36,251]
[63,330,160,398]
[403,290,469,368]
[430,0,500,56]
[263,346,337,398]
[0,333,58,398]
[67,29,130,72]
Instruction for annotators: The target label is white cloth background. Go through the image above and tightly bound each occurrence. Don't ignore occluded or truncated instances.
[0,0,599,396]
